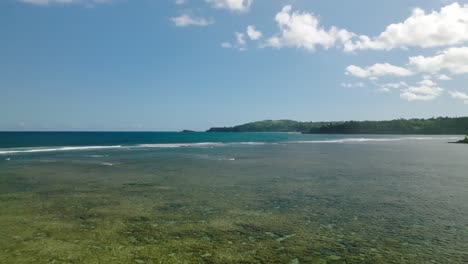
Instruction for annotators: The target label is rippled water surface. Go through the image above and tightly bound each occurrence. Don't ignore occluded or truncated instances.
[0,133,467,263]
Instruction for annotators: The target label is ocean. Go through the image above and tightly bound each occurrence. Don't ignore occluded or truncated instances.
[0,132,467,263]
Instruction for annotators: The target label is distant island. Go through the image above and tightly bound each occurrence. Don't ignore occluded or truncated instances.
[207,117,468,135]
[180,130,195,133]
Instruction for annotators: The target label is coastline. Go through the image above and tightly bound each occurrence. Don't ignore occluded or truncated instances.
[450,138,468,144]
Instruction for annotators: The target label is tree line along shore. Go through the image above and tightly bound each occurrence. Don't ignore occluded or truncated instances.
[206,117,468,136]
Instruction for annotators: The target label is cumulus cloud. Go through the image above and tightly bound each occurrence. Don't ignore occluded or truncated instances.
[345,63,413,79]
[246,25,262,40]
[437,74,452,81]
[400,80,444,101]
[449,90,468,104]
[223,26,261,51]
[18,0,111,5]
[206,0,252,12]
[236,32,246,45]
[345,3,468,51]
[265,5,354,52]
[408,47,468,75]
[221,32,247,51]
[264,3,468,53]
[346,46,468,83]
[171,14,214,27]
[344,63,445,101]
[335,3,468,103]
[377,81,409,92]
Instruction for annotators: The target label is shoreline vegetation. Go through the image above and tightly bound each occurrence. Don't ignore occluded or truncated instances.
[207,117,468,135]
[453,135,468,144]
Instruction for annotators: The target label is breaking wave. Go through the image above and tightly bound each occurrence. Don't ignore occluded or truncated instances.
[137,142,226,148]
[0,146,123,155]
[0,137,459,155]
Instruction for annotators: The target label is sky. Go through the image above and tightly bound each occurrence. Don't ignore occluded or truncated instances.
[1,0,468,131]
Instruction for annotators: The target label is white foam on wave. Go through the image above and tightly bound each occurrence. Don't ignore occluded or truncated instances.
[217,157,236,161]
[235,142,269,145]
[138,142,226,148]
[0,145,122,155]
[89,155,108,158]
[138,142,274,148]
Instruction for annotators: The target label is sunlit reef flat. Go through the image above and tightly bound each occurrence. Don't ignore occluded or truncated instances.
[0,133,467,263]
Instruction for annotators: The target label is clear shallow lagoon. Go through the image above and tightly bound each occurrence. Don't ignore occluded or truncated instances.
[0,132,467,263]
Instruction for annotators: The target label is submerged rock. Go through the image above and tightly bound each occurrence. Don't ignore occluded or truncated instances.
[455,138,468,144]
[289,258,300,264]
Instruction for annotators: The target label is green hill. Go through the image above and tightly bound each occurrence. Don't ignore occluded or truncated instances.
[207,117,468,135]
[207,120,332,132]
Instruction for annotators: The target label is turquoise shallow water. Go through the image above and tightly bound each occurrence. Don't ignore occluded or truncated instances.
[0,133,467,263]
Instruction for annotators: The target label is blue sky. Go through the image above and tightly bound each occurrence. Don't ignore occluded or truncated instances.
[1,0,468,131]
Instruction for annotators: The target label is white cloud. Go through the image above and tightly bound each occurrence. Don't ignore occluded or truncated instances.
[437,74,452,80]
[265,5,354,52]
[345,3,468,51]
[400,79,444,101]
[246,25,262,40]
[340,82,364,88]
[171,14,214,27]
[345,65,369,78]
[175,0,186,4]
[263,3,468,53]
[222,32,247,51]
[224,25,261,51]
[345,63,413,79]
[235,32,246,45]
[377,81,408,92]
[345,46,468,82]
[409,47,468,75]
[18,0,111,5]
[339,4,468,103]
[265,36,281,49]
[206,0,252,12]
[449,90,468,104]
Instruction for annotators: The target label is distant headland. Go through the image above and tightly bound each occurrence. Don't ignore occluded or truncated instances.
[207,117,468,135]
